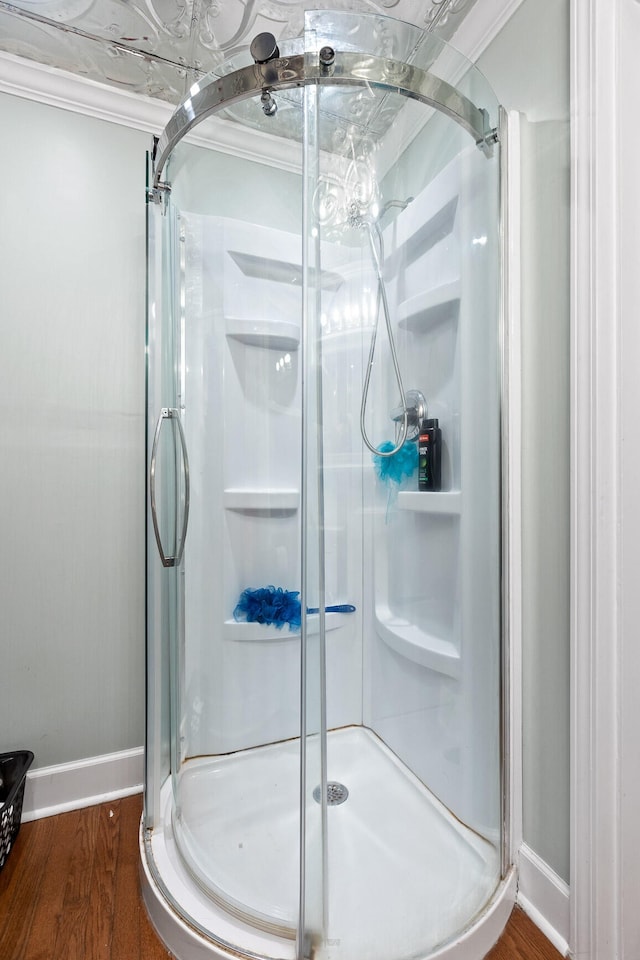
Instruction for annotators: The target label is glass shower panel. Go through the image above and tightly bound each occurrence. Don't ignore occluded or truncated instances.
[305,39,502,959]
[145,177,186,831]
[298,78,326,960]
[153,125,309,941]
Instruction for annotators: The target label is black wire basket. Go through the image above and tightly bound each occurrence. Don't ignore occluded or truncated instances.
[0,751,34,871]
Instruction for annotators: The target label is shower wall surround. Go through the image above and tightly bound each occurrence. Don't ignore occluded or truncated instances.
[179,214,360,757]
[368,156,501,836]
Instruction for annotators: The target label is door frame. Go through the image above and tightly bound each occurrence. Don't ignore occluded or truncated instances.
[570,1,640,956]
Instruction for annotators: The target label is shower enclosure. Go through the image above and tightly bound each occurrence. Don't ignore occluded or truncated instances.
[142,11,513,960]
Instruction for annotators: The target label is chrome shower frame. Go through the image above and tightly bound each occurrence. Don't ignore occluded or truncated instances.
[151,50,499,196]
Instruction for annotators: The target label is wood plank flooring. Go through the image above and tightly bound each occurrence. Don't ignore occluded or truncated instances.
[0,794,562,959]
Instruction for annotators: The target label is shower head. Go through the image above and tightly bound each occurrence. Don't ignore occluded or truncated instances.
[379,197,414,221]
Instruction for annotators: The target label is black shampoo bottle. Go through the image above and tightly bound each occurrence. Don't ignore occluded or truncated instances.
[418,418,442,491]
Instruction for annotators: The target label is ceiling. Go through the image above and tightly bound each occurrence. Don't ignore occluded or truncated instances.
[0,0,479,105]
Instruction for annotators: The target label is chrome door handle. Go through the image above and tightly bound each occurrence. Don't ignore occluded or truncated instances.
[149,407,190,568]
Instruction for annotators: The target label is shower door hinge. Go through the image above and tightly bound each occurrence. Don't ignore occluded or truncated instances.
[147,181,172,209]
[476,108,500,158]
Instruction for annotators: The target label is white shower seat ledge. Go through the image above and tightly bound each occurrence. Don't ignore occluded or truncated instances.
[375,605,461,679]
[223,612,349,641]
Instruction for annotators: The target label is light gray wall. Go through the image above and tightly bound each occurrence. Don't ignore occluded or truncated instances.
[0,94,306,773]
[0,93,149,768]
[477,0,571,883]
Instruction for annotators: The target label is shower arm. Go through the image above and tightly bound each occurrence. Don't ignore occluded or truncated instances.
[152,51,499,192]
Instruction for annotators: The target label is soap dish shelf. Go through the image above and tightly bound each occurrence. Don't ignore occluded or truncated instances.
[375,604,460,679]
[225,318,300,351]
[224,612,349,642]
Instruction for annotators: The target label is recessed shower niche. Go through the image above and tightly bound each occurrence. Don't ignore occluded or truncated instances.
[143,10,512,960]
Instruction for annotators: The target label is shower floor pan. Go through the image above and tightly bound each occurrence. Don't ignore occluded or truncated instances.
[159,727,500,960]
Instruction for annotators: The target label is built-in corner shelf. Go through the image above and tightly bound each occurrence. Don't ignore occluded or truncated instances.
[223,489,299,514]
[225,317,300,351]
[397,491,461,515]
[397,281,460,332]
[375,604,460,680]
[223,612,350,642]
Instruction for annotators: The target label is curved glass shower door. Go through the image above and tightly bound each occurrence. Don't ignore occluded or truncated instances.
[144,12,506,960]
[300,20,503,958]
[152,122,308,940]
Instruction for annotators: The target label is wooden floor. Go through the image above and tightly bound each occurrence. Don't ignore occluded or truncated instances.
[0,794,562,960]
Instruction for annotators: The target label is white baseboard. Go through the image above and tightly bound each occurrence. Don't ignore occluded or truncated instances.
[22,746,144,822]
[517,842,570,957]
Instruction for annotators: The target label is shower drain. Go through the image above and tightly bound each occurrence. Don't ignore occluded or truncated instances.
[313,781,349,805]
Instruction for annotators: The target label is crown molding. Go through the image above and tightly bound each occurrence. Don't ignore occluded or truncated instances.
[0,50,173,133]
[0,50,303,173]
[450,0,525,62]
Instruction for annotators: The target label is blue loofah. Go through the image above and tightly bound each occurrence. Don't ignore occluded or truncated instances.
[234,586,302,630]
[373,439,418,486]
[233,588,357,630]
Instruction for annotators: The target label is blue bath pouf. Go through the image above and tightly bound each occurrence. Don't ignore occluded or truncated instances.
[233,585,302,630]
[373,439,418,486]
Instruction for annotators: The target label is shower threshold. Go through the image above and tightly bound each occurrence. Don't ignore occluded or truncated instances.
[154,727,500,960]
